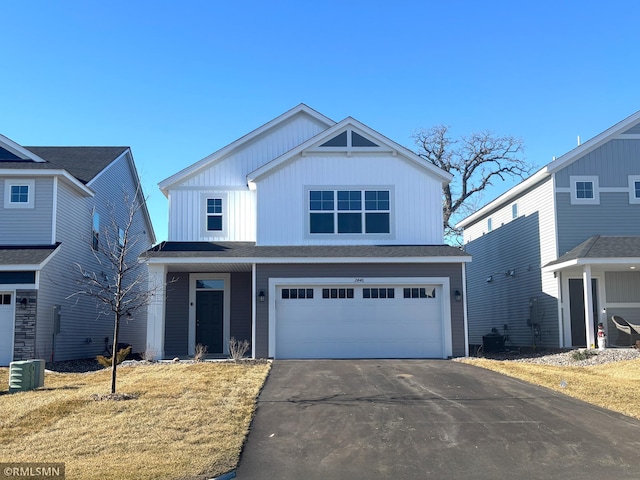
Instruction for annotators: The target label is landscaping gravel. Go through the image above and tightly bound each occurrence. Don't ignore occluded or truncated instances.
[479,348,640,367]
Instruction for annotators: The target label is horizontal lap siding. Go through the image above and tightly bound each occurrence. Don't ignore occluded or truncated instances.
[164,274,189,357]
[230,272,252,343]
[255,263,465,358]
[0,177,53,245]
[464,178,559,348]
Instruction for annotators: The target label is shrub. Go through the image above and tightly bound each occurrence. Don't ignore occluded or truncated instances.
[228,337,250,362]
[571,349,597,361]
[194,343,208,362]
[97,346,132,368]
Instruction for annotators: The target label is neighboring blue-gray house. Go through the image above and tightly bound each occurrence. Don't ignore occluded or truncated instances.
[457,111,640,350]
[0,134,155,365]
[143,104,471,360]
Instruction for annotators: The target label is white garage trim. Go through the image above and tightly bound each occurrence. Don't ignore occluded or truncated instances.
[268,276,452,358]
[0,291,16,366]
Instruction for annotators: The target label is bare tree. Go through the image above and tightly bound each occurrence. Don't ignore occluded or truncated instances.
[68,188,158,394]
[413,125,534,242]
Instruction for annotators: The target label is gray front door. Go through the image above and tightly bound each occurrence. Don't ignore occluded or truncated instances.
[196,290,224,353]
[569,278,598,347]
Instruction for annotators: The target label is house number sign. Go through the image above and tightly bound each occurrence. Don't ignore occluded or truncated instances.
[354,278,364,283]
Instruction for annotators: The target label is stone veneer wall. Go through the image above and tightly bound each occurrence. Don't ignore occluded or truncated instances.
[13,290,37,360]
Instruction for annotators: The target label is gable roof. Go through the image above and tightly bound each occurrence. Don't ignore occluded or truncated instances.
[0,244,61,269]
[456,109,640,229]
[158,104,336,196]
[247,116,453,185]
[23,147,129,184]
[542,236,640,272]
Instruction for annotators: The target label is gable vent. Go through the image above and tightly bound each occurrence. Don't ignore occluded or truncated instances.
[320,130,379,148]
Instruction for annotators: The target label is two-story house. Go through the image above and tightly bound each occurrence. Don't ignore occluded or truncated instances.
[457,111,640,351]
[143,104,471,359]
[0,134,155,365]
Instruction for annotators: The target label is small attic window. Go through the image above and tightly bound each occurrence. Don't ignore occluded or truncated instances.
[320,131,348,147]
[351,131,378,147]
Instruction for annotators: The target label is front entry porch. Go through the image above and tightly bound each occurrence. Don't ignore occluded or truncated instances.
[543,236,640,349]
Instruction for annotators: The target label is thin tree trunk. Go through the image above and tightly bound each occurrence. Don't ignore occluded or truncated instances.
[111,314,120,394]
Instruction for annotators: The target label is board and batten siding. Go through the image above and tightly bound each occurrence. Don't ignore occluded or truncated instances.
[464,177,560,348]
[0,177,54,245]
[36,153,153,361]
[254,263,465,358]
[168,189,256,241]
[181,114,329,188]
[255,154,444,246]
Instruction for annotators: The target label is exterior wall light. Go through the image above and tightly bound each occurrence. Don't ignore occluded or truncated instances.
[454,290,462,302]
[258,290,265,303]
[486,276,493,283]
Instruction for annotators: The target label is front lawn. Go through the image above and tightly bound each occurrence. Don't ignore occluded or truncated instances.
[460,357,640,420]
[0,361,270,480]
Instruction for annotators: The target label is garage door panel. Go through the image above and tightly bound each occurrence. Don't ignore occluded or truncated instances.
[276,284,444,359]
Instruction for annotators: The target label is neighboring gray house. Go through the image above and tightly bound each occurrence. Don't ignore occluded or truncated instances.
[457,111,640,350]
[143,104,471,360]
[0,134,155,365]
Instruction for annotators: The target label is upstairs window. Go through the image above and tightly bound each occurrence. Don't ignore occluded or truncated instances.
[92,211,100,250]
[4,179,35,209]
[570,176,599,205]
[206,198,223,231]
[512,203,518,219]
[629,176,640,204]
[309,188,391,235]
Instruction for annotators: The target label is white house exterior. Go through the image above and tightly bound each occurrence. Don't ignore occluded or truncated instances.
[144,104,471,359]
[0,135,155,365]
[457,111,640,350]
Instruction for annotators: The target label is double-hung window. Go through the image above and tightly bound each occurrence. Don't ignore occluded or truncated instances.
[309,188,390,235]
[629,176,640,204]
[206,198,223,231]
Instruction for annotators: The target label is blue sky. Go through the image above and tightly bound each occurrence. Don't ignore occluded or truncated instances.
[2,1,639,242]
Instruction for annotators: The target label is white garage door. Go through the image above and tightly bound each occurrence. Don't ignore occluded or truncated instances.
[0,293,15,366]
[275,284,444,359]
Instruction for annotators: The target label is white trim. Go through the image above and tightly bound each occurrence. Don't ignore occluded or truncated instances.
[200,192,229,238]
[629,176,640,204]
[267,276,453,359]
[462,263,469,357]
[51,177,58,244]
[188,273,231,356]
[146,264,167,360]
[248,117,453,185]
[543,257,640,273]
[251,263,257,359]
[0,246,60,274]
[457,110,640,230]
[0,289,16,366]
[0,169,94,197]
[86,149,129,187]
[146,255,472,266]
[159,104,336,195]
[0,133,47,162]
[4,179,35,209]
[570,176,599,205]
[304,186,395,239]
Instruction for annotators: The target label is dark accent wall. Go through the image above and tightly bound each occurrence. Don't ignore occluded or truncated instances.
[164,274,189,357]
[255,263,466,358]
[230,272,252,343]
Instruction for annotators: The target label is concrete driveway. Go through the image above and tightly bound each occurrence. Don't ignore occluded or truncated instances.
[235,360,640,480]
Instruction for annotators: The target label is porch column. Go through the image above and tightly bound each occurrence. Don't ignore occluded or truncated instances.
[146,263,167,360]
[251,263,257,359]
[582,265,596,348]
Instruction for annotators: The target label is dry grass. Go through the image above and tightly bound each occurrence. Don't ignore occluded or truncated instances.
[460,357,640,420]
[0,362,270,480]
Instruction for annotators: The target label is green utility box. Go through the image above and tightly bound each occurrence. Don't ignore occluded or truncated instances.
[9,359,46,393]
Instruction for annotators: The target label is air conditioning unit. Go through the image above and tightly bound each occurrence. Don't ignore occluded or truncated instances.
[9,359,45,393]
